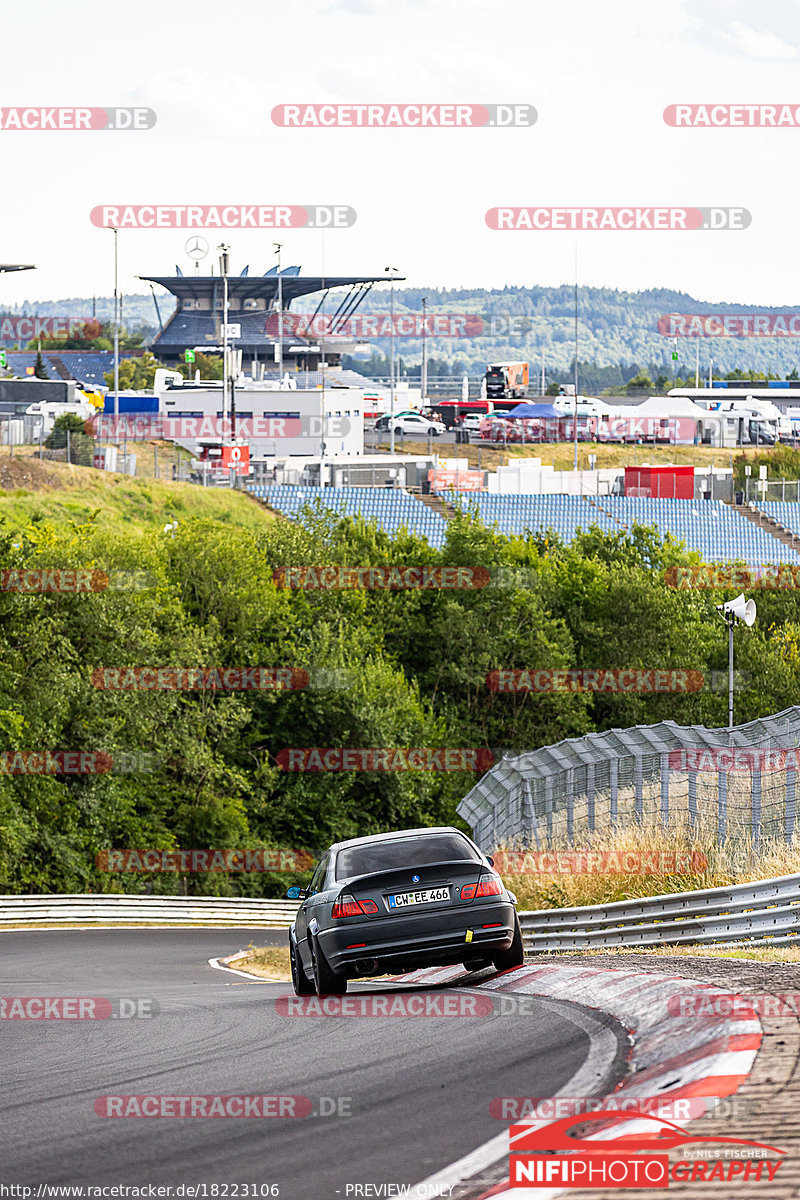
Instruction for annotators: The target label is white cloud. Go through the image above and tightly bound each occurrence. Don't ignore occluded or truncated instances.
[721,20,798,59]
[143,68,270,137]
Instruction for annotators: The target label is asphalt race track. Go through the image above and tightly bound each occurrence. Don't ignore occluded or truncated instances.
[0,930,629,1197]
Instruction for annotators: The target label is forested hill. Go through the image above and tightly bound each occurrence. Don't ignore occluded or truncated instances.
[7,285,800,387]
[359,285,800,385]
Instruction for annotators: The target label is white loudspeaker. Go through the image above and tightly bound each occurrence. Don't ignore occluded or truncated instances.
[716,593,757,627]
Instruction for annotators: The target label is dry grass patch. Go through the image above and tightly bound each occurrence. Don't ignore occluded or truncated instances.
[498,822,800,911]
[544,945,800,963]
[232,945,291,980]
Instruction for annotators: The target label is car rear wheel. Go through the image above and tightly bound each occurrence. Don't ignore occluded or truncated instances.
[311,936,347,996]
[290,937,314,996]
[492,915,524,972]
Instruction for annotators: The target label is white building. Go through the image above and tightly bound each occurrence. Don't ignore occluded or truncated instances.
[99,372,365,458]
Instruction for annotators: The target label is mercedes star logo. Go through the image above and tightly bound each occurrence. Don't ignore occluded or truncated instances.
[185,235,209,261]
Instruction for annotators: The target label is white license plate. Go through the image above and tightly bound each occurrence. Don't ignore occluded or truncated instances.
[387,886,449,910]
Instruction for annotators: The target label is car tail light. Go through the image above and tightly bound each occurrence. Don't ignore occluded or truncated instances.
[460,876,503,900]
[331,893,378,918]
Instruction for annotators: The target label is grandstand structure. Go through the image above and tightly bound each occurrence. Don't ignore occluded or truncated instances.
[250,484,800,565]
[139,266,398,369]
[247,485,449,549]
[0,349,146,388]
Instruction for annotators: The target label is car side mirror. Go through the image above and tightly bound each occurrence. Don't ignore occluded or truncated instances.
[486,855,494,867]
[286,886,307,900]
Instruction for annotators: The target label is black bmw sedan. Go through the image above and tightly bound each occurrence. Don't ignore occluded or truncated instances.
[287,826,523,996]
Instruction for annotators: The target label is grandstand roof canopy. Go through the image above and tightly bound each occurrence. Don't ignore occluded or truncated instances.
[138,272,402,304]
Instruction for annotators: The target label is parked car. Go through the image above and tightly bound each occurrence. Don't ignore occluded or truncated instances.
[374,409,418,430]
[390,412,447,437]
[287,826,523,996]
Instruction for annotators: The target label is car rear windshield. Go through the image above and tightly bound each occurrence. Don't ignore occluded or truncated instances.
[335,833,480,880]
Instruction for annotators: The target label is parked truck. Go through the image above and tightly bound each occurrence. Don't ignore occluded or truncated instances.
[485,361,529,399]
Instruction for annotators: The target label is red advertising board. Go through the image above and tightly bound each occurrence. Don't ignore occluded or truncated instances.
[220,444,250,474]
[625,465,694,498]
[428,469,484,491]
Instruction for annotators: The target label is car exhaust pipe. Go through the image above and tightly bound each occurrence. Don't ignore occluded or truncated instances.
[354,958,379,975]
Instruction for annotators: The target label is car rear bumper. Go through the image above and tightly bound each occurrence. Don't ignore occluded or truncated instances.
[318,900,517,976]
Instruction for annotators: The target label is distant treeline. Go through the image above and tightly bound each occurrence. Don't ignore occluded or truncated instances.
[2,508,799,895]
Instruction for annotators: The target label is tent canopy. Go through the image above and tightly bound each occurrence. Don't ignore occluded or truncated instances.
[502,402,563,419]
[632,395,709,420]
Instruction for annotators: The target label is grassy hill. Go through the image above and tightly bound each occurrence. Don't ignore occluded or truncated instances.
[0,449,273,534]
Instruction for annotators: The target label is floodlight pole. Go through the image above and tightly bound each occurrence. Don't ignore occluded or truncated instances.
[573,247,579,470]
[112,227,119,426]
[728,618,736,730]
[386,267,398,453]
[421,297,428,406]
[219,244,230,433]
[274,242,283,381]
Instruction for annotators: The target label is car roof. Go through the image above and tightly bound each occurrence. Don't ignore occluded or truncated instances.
[327,826,473,856]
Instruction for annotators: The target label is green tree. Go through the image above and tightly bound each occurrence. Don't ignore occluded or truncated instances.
[45,413,94,465]
[103,351,167,391]
[34,351,47,379]
[25,321,112,352]
[175,352,224,381]
[625,370,653,394]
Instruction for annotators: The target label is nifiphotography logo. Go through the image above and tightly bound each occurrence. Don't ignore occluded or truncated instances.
[509,1110,785,1188]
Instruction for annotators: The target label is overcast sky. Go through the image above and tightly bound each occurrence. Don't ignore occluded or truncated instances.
[2,0,800,310]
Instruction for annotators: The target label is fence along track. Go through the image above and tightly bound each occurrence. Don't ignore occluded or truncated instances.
[0,894,300,927]
[519,871,800,951]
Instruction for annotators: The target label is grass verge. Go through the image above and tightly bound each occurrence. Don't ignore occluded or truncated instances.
[231,945,291,980]
[0,446,273,534]
[497,822,800,910]
[544,945,800,962]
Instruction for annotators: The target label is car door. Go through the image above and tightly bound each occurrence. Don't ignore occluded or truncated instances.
[296,852,329,971]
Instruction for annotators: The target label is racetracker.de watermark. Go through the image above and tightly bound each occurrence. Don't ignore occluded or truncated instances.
[665,564,800,589]
[90,205,355,228]
[275,748,495,771]
[486,206,750,230]
[668,991,800,1017]
[669,748,800,773]
[275,994,494,1017]
[0,750,160,775]
[0,568,155,593]
[0,317,101,342]
[0,751,112,775]
[271,103,536,127]
[91,667,308,691]
[664,104,800,127]
[96,848,314,872]
[492,1095,739,1120]
[94,1095,350,1118]
[492,849,708,874]
[487,668,704,693]
[272,566,490,589]
[92,414,351,441]
[1,997,156,1019]
[265,312,535,338]
[658,312,800,336]
[0,107,155,130]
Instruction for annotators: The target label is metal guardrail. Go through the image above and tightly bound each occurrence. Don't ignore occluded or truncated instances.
[5,878,798,950]
[519,871,800,951]
[0,894,300,927]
